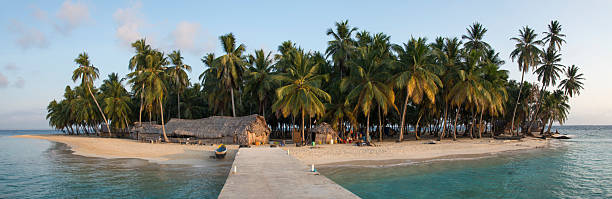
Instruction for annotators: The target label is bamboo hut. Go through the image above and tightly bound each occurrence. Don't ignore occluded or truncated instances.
[130,122,163,141]
[311,122,338,144]
[167,114,270,145]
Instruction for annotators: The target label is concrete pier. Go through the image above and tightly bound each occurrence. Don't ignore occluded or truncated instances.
[218,147,359,199]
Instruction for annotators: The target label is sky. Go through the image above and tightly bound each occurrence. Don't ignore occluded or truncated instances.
[0,0,610,130]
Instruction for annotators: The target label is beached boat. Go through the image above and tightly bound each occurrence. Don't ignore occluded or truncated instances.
[551,134,574,139]
[215,144,227,159]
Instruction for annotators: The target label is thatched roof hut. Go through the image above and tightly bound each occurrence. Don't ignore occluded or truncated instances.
[312,122,338,144]
[167,114,270,145]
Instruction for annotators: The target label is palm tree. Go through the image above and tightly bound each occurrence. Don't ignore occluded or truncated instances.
[448,50,486,140]
[433,37,462,140]
[326,20,357,79]
[342,45,396,142]
[392,38,441,141]
[72,52,111,136]
[559,65,585,97]
[129,39,152,124]
[141,51,170,142]
[272,50,331,143]
[245,49,276,117]
[168,50,192,119]
[217,33,246,117]
[509,26,543,135]
[528,49,564,134]
[101,73,132,130]
[542,20,566,52]
[462,22,491,53]
[542,90,570,133]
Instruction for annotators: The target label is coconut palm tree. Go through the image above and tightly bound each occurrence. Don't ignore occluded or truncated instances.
[272,50,331,143]
[433,37,462,140]
[217,33,246,117]
[509,26,543,135]
[342,45,396,142]
[128,39,152,124]
[462,22,491,53]
[326,20,357,79]
[141,51,170,142]
[72,52,111,136]
[392,37,442,141]
[245,49,276,117]
[542,20,566,52]
[527,49,564,134]
[168,50,192,119]
[101,73,132,130]
[448,50,486,139]
[559,65,585,98]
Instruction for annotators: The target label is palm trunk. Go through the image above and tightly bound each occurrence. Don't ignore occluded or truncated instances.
[88,85,111,137]
[527,85,546,136]
[301,110,305,144]
[398,89,410,142]
[415,112,423,140]
[139,84,144,124]
[546,118,554,134]
[366,112,370,142]
[478,108,484,138]
[230,88,236,117]
[439,102,449,141]
[510,70,526,136]
[160,99,169,142]
[469,111,476,139]
[378,105,383,142]
[453,105,462,141]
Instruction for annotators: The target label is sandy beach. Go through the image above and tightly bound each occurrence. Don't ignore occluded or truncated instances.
[14,134,548,166]
[283,138,549,166]
[13,134,237,162]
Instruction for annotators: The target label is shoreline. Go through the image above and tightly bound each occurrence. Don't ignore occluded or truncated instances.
[282,137,550,166]
[12,134,237,163]
[13,134,549,167]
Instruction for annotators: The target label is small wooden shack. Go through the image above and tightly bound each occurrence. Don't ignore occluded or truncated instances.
[312,122,338,144]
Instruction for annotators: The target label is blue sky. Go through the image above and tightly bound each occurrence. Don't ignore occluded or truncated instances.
[1,0,610,129]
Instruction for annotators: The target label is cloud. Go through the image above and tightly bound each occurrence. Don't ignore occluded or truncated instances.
[31,6,48,21]
[54,0,91,35]
[113,1,145,46]
[170,21,215,54]
[4,63,18,72]
[0,72,8,88]
[7,20,49,50]
[13,77,25,88]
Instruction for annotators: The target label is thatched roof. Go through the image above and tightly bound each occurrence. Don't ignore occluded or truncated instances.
[130,122,162,134]
[168,114,270,138]
[311,122,337,135]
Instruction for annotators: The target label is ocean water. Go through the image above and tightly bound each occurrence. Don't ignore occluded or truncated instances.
[320,125,612,199]
[0,130,233,199]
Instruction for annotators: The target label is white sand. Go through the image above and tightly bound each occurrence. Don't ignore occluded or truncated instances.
[13,134,236,162]
[283,138,549,165]
[14,134,548,166]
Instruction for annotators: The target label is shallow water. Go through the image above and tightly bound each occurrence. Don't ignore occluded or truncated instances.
[320,125,612,199]
[0,130,233,199]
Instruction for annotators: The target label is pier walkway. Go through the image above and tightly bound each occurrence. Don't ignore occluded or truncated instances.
[218,147,359,199]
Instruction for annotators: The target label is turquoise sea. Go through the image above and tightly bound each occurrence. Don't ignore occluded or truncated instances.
[0,130,233,199]
[1,126,610,198]
[320,125,612,198]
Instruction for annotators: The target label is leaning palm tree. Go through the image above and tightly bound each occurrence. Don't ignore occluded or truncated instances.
[392,37,442,141]
[559,65,585,98]
[509,26,543,135]
[342,46,396,142]
[542,20,566,52]
[141,51,170,142]
[72,52,111,136]
[168,50,192,119]
[326,20,357,79]
[217,33,246,117]
[272,50,331,144]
